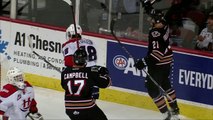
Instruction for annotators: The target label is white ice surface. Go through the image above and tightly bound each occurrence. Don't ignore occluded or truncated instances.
[34,86,165,120]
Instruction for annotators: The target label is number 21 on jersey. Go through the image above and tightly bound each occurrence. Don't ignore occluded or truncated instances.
[152,41,159,49]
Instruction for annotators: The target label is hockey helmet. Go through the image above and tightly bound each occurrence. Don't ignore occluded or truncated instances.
[6,67,25,89]
[73,49,87,66]
[66,24,82,40]
[151,10,166,24]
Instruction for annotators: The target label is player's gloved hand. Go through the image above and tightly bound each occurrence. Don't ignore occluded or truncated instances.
[98,67,109,76]
[142,0,161,7]
[27,112,44,120]
[92,86,99,99]
[142,0,152,7]
[134,58,147,70]
[142,0,154,14]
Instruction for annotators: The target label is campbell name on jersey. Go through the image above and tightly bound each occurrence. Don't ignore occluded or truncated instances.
[64,72,88,79]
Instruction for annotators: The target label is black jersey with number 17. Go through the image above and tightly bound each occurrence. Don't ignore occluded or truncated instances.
[61,66,111,110]
[146,25,173,66]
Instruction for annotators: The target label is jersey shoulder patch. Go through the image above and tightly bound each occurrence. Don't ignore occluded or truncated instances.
[91,66,99,72]
[0,84,17,98]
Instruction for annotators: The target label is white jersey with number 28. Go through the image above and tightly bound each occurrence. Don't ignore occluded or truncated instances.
[62,38,97,67]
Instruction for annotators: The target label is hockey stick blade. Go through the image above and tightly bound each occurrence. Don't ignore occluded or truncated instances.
[28,35,61,73]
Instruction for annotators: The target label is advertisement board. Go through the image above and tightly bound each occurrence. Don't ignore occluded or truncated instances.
[0,20,106,80]
[107,40,213,106]
[173,52,213,105]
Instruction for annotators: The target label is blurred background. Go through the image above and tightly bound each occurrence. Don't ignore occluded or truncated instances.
[0,0,213,50]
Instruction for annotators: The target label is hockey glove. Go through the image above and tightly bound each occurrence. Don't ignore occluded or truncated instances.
[27,112,44,120]
[142,0,154,14]
[98,67,109,76]
[92,86,100,99]
[134,58,147,70]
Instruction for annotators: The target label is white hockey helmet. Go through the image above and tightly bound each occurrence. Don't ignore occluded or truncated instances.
[6,67,25,89]
[66,24,82,40]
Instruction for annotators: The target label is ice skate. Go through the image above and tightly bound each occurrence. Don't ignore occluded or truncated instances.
[163,111,171,120]
[170,108,180,120]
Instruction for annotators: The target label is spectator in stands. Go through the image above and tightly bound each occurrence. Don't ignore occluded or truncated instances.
[112,0,140,32]
[195,12,213,51]
[166,0,205,34]
[123,26,143,40]
[84,0,108,32]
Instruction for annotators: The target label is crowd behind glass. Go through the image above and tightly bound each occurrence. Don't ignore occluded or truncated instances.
[0,0,212,52]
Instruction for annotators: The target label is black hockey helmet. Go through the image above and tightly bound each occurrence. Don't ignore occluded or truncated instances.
[151,10,166,24]
[74,49,87,66]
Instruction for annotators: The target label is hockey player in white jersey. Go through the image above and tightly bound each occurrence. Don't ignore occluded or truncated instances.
[0,67,43,120]
[62,24,97,67]
[62,24,99,98]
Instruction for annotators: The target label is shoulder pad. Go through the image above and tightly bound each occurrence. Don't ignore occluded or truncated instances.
[0,84,17,98]
[80,38,93,45]
[91,66,99,72]
[24,81,32,87]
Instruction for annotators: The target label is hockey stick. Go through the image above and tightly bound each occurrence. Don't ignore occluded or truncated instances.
[65,0,80,48]
[68,0,78,36]
[110,19,134,59]
[28,36,61,73]
[110,19,173,101]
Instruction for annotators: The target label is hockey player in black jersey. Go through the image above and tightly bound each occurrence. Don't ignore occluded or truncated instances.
[134,1,179,120]
[61,49,111,120]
